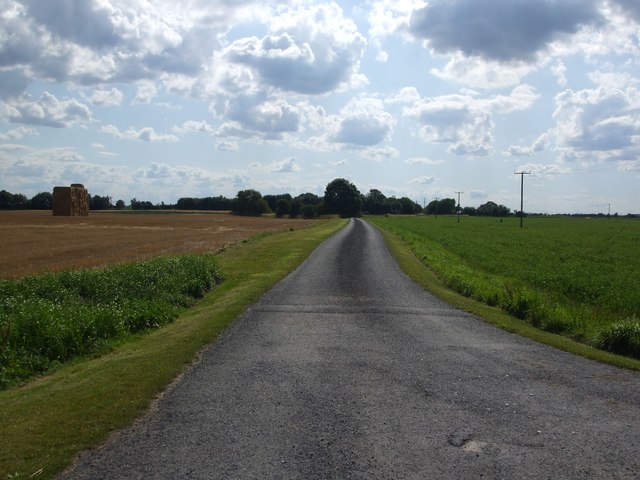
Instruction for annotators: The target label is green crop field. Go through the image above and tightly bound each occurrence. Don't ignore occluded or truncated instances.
[371,215,640,358]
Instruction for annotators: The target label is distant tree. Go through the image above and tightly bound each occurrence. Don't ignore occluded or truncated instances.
[364,189,387,215]
[477,201,510,217]
[462,206,477,216]
[115,199,126,210]
[425,198,456,215]
[323,178,362,217]
[289,199,302,218]
[275,198,290,218]
[90,194,112,210]
[130,198,156,210]
[296,192,320,206]
[176,196,233,211]
[28,192,53,210]
[232,189,269,216]
[398,197,422,214]
[176,197,198,210]
[301,204,319,218]
[264,194,292,213]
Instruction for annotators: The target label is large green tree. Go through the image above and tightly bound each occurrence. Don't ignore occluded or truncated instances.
[232,189,269,216]
[323,178,362,218]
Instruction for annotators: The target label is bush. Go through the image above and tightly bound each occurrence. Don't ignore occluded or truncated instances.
[594,321,640,358]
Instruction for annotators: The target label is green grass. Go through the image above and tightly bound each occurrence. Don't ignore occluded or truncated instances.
[0,219,347,480]
[370,215,640,359]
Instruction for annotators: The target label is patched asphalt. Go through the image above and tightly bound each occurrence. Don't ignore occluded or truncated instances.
[63,218,640,479]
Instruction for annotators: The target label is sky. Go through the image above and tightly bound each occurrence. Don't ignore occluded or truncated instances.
[1,0,639,214]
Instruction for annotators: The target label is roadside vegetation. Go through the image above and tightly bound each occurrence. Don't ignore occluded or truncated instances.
[0,255,223,389]
[371,215,640,359]
[0,218,346,480]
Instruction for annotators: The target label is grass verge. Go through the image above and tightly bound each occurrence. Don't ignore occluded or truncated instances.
[0,219,347,480]
[374,223,640,372]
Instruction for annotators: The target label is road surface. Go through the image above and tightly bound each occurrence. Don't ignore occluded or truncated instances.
[64,218,640,479]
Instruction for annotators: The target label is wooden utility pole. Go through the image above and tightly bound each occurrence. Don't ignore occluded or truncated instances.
[455,191,464,223]
[514,171,531,228]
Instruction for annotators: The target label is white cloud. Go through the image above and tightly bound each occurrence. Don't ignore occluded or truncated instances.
[359,145,399,162]
[551,60,568,87]
[331,97,395,146]
[263,157,301,173]
[403,86,538,155]
[215,140,238,151]
[132,80,158,104]
[91,88,124,106]
[212,93,303,140]
[410,175,438,185]
[102,124,179,142]
[515,162,572,178]
[552,85,640,163]
[430,53,538,89]
[507,134,550,157]
[0,92,92,128]
[223,3,367,95]
[405,157,443,165]
[0,126,36,140]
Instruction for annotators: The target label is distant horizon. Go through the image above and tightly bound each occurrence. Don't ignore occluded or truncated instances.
[2,185,637,217]
[1,1,639,215]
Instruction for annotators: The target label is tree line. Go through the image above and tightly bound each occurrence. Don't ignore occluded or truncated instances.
[0,179,513,218]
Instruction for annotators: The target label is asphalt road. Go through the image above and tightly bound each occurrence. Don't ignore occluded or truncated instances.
[64,218,640,479]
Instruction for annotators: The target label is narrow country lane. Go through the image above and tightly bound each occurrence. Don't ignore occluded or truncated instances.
[63,219,640,479]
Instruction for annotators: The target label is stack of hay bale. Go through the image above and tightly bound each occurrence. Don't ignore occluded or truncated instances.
[52,184,90,216]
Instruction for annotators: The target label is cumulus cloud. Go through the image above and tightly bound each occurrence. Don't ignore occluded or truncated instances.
[409,0,603,62]
[402,86,538,155]
[553,85,640,163]
[359,145,399,162]
[91,88,124,106]
[212,93,303,140]
[215,140,238,151]
[410,175,438,185]
[102,124,179,142]
[263,157,301,173]
[430,54,538,89]
[0,126,36,140]
[0,92,92,127]
[507,134,550,157]
[0,0,243,90]
[222,3,366,95]
[331,97,395,146]
[405,157,444,165]
[515,162,572,178]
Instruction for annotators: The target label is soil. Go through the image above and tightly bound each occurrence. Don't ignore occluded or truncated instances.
[0,210,320,279]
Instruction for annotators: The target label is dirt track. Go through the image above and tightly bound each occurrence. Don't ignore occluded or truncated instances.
[0,211,319,279]
[63,218,640,479]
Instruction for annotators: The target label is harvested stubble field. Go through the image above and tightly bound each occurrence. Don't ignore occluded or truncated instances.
[0,210,319,279]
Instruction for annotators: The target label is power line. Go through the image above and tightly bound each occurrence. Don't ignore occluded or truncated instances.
[514,171,531,228]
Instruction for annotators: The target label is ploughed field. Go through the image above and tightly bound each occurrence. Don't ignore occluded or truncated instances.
[0,210,317,279]
[371,215,640,359]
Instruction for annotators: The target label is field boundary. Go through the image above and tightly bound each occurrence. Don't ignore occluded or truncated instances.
[0,219,347,480]
[373,221,640,372]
